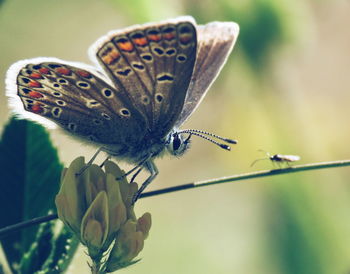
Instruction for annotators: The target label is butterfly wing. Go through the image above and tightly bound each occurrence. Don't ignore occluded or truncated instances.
[6,58,147,149]
[174,21,239,128]
[90,16,197,138]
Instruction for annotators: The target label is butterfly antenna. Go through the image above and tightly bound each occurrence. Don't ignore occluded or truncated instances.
[178,129,237,145]
[184,131,232,151]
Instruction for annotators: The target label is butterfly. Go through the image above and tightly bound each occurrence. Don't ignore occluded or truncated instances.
[6,16,239,201]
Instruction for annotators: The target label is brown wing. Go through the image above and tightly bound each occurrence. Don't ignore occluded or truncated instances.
[91,16,197,137]
[8,58,146,148]
[175,21,239,128]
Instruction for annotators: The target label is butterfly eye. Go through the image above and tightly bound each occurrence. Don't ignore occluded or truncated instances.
[172,134,181,151]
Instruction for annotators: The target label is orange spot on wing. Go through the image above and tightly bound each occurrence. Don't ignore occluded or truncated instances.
[28,80,42,88]
[148,34,161,42]
[163,33,175,40]
[133,37,148,46]
[31,103,44,114]
[39,67,50,74]
[30,72,42,79]
[180,35,192,44]
[77,70,91,78]
[56,67,71,75]
[29,91,44,99]
[118,41,134,52]
[110,49,120,59]
[102,49,121,65]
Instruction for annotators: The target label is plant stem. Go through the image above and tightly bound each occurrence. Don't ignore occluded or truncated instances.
[140,159,350,197]
[1,159,350,236]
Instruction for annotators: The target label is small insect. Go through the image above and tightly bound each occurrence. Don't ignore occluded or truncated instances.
[251,150,301,167]
[6,16,239,201]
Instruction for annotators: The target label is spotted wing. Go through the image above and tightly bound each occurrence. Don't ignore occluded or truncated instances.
[175,21,239,128]
[6,58,147,149]
[90,16,197,137]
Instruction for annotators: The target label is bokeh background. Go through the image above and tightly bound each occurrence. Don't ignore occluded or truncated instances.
[1,0,350,273]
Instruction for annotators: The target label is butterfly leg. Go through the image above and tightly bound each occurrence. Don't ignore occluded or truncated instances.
[99,155,112,168]
[130,166,144,184]
[116,156,149,180]
[132,159,159,204]
[76,147,104,176]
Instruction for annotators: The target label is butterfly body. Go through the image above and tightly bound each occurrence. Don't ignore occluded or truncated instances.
[6,16,239,197]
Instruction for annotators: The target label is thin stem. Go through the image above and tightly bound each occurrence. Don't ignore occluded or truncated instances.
[1,159,350,237]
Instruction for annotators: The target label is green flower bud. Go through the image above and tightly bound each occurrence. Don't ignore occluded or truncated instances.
[55,156,151,270]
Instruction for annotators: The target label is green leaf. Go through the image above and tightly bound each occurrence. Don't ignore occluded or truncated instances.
[19,221,55,274]
[0,117,62,272]
[40,225,80,273]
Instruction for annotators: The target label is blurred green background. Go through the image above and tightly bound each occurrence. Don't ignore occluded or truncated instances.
[1,0,350,273]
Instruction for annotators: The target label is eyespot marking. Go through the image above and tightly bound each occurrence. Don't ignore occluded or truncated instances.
[116,68,132,76]
[53,83,60,88]
[166,48,176,56]
[157,74,174,82]
[141,96,150,105]
[52,107,62,118]
[132,63,145,70]
[77,81,90,89]
[141,54,153,62]
[101,113,111,120]
[56,100,66,106]
[58,78,68,84]
[86,100,100,108]
[53,92,62,97]
[155,93,164,103]
[119,108,131,117]
[153,47,164,55]
[68,123,77,131]
[102,88,113,98]
[177,54,187,62]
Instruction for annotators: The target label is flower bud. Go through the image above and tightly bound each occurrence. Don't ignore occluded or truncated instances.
[55,157,151,270]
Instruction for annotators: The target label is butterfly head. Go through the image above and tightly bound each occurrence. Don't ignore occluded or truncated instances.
[166,131,192,157]
[166,129,237,157]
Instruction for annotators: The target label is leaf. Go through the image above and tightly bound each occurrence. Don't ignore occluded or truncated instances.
[0,117,62,271]
[40,225,80,273]
[19,221,55,273]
